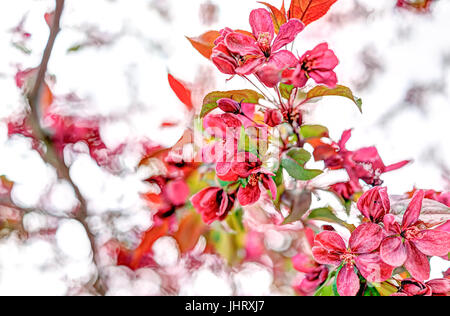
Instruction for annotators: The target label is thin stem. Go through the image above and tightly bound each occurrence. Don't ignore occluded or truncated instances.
[274,87,286,111]
[241,75,270,101]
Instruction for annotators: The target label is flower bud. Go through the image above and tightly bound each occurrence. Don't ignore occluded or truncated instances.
[357,186,390,223]
[264,109,283,127]
[217,98,241,113]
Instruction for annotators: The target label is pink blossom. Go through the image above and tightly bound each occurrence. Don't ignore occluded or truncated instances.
[211,28,241,75]
[191,187,235,224]
[357,186,390,223]
[284,43,339,88]
[314,130,410,195]
[222,152,277,206]
[264,109,283,127]
[223,9,303,75]
[392,278,450,296]
[380,190,450,281]
[312,223,394,296]
[292,232,329,296]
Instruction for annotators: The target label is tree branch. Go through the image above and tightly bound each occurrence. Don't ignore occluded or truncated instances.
[25,0,106,295]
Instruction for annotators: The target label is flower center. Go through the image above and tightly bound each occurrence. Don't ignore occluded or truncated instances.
[248,173,260,186]
[340,252,356,265]
[302,59,315,71]
[402,226,423,240]
[257,33,272,57]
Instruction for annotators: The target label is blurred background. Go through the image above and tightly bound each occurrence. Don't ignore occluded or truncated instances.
[0,0,449,295]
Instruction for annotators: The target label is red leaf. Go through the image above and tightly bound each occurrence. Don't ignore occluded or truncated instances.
[173,212,207,253]
[130,220,169,270]
[160,121,179,128]
[396,0,432,12]
[259,1,287,33]
[168,74,193,110]
[288,0,338,26]
[186,30,221,59]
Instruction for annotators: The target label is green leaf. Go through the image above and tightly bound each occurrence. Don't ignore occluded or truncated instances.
[67,44,83,53]
[286,148,311,165]
[314,284,335,296]
[279,83,294,99]
[304,85,363,113]
[281,158,322,181]
[274,166,284,186]
[373,281,399,296]
[300,125,329,139]
[364,284,381,296]
[308,207,355,231]
[200,89,263,118]
[313,270,337,296]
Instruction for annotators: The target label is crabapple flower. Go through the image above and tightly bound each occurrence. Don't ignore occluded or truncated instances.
[225,152,277,206]
[292,252,329,296]
[224,9,303,75]
[392,278,450,296]
[211,28,241,75]
[264,109,283,127]
[314,130,410,198]
[237,169,277,206]
[380,190,450,281]
[204,98,256,134]
[351,146,410,186]
[284,43,339,88]
[312,223,394,296]
[357,186,390,223]
[191,187,235,224]
[143,177,190,218]
[203,113,242,139]
[331,181,361,201]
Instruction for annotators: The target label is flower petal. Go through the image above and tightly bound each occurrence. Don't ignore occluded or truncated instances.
[216,162,239,181]
[404,240,430,281]
[272,19,304,52]
[384,160,410,172]
[355,253,394,283]
[314,231,346,253]
[268,50,298,69]
[231,152,262,178]
[165,179,189,206]
[380,236,407,267]
[311,246,342,266]
[235,56,266,75]
[338,129,352,149]
[237,183,261,206]
[349,223,383,254]
[413,229,450,257]
[261,174,277,200]
[383,214,402,234]
[292,253,316,273]
[290,64,308,88]
[249,8,274,41]
[336,264,360,296]
[224,32,260,56]
[402,190,425,229]
[356,186,390,223]
[426,278,450,295]
[309,69,338,88]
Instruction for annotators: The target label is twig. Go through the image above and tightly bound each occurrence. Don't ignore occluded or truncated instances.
[25,0,106,295]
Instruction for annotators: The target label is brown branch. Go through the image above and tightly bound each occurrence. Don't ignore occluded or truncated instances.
[25,0,106,295]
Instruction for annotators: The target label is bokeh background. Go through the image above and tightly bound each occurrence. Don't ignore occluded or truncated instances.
[0,0,449,295]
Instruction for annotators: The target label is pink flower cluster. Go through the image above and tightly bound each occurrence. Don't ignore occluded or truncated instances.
[312,188,450,296]
[211,8,339,88]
